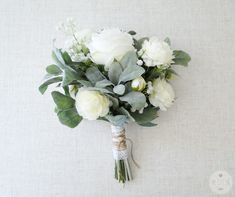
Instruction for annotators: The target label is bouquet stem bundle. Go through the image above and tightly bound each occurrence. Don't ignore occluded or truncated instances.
[111,125,132,183]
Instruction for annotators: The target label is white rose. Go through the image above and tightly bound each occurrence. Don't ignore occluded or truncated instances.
[138,37,174,68]
[88,28,135,69]
[75,89,110,120]
[149,78,175,111]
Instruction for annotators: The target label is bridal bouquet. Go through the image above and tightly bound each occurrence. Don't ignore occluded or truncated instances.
[39,19,191,183]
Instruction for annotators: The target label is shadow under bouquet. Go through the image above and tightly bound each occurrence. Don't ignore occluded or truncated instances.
[39,19,191,184]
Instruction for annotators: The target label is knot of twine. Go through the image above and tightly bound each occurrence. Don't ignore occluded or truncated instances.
[112,129,127,151]
[111,125,140,168]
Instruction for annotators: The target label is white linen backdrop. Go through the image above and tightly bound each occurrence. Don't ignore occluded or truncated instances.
[0,0,234,196]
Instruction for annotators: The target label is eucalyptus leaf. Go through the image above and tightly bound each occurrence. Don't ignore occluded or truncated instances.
[46,64,62,75]
[85,66,105,84]
[57,108,82,128]
[51,91,75,110]
[108,62,123,84]
[105,115,128,127]
[113,84,125,95]
[119,65,145,83]
[39,76,62,94]
[130,107,158,124]
[173,50,191,66]
[120,91,146,110]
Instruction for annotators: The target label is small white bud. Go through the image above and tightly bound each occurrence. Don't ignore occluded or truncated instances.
[137,59,143,66]
[138,108,144,114]
[131,107,136,112]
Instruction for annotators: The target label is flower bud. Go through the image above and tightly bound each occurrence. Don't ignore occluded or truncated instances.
[131,77,146,91]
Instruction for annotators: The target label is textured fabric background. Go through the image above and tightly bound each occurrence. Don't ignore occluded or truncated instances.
[0,0,235,196]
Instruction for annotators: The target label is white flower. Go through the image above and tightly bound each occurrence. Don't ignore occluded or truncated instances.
[136,59,143,66]
[138,37,174,68]
[65,29,92,62]
[149,78,175,111]
[88,28,135,69]
[57,18,78,36]
[75,89,110,120]
[131,76,146,91]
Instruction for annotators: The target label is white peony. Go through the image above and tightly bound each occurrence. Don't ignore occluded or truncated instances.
[88,28,135,69]
[148,78,175,111]
[138,37,174,68]
[75,89,110,120]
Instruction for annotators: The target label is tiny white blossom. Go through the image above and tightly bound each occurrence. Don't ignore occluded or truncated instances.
[147,81,154,94]
[138,108,144,114]
[131,107,136,112]
[137,59,143,66]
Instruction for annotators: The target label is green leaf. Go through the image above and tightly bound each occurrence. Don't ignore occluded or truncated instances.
[95,79,113,88]
[105,115,128,127]
[85,67,105,84]
[52,48,66,69]
[134,37,149,51]
[130,107,158,124]
[120,91,146,110]
[51,91,82,128]
[128,30,136,35]
[120,51,138,68]
[117,107,135,122]
[139,122,157,127]
[119,65,145,83]
[39,76,62,94]
[164,37,171,45]
[113,84,125,95]
[165,68,179,79]
[46,64,62,75]
[173,50,191,66]
[106,95,119,109]
[62,67,83,86]
[108,62,123,84]
[77,80,92,87]
[51,91,75,110]
[85,87,114,94]
[57,108,82,128]
[62,51,72,64]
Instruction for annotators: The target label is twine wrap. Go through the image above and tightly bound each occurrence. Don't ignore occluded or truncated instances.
[111,125,128,160]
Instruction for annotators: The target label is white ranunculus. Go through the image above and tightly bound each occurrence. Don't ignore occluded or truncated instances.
[88,28,135,69]
[149,78,175,111]
[138,37,174,68]
[75,89,110,120]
